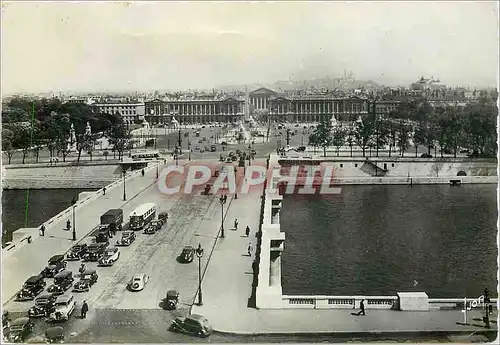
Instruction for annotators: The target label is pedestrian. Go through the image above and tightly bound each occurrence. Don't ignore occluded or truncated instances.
[247,242,252,256]
[39,224,45,237]
[356,299,366,316]
[234,219,238,230]
[141,169,145,177]
[66,220,71,230]
[81,300,89,319]
[103,186,106,195]
[245,225,250,237]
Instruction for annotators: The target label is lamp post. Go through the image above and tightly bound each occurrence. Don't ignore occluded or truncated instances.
[71,200,76,241]
[196,243,204,306]
[122,170,127,201]
[219,195,226,238]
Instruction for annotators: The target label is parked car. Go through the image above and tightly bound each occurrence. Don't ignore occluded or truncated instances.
[143,221,158,234]
[66,244,88,261]
[41,255,67,278]
[128,274,149,291]
[210,145,216,152]
[73,269,98,292]
[48,295,76,322]
[82,243,107,262]
[420,153,433,158]
[98,246,120,266]
[170,314,213,337]
[45,326,64,343]
[47,271,74,296]
[158,212,168,225]
[28,294,57,318]
[15,275,46,301]
[116,231,136,246]
[7,317,34,342]
[179,246,194,263]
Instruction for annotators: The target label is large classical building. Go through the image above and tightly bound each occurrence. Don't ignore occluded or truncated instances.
[141,88,378,125]
[144,94,245,125]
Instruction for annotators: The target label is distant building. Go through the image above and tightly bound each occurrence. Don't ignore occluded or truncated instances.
[93,101,145,125]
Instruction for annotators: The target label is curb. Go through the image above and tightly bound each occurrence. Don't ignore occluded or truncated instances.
[211,329,498,337]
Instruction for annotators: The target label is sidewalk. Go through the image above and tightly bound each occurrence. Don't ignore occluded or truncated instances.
[191,185,499,335]
[1,162,163,305]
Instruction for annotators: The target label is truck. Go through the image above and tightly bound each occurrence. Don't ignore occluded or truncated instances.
[100,209,123,233]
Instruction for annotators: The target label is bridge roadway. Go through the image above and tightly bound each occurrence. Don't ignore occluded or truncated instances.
[2,158,227,313]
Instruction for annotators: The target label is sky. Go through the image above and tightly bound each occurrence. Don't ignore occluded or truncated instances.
[1,1,498,94]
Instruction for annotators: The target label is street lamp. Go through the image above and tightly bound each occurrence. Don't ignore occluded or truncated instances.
[196,243,204,306]
[219,195,227,238]
[122,169,127,201]
[71,199,76,241]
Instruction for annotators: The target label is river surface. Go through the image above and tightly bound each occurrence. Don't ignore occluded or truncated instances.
[1,189,96,245]
[280,184,498,298]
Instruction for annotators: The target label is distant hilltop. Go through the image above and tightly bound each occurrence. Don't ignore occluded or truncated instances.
[218,77,381,92]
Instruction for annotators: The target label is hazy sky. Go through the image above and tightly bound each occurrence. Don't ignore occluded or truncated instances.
[1,1,498,94]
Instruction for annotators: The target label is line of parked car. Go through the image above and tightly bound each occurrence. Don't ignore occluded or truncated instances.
[4,205,213,341]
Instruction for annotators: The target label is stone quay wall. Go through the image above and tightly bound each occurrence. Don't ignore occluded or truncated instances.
[2,162,123,189]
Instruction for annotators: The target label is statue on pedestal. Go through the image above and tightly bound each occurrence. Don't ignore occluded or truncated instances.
[85,121,92,136]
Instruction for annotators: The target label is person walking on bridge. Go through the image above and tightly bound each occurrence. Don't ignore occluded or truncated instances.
[141,169,145,177]
[245,225,250,237]
[356,299,366,316]
[39,224,45,237]
[234,219,238,230]
[81,301,89,319]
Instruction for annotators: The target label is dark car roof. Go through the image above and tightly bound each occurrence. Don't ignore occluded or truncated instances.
[11,317,30,326]
[45,326,64,338]
[36,294,54,300]
[166,290,178,297]
[188,314,206,321]
[26,275,43,283]
[82,269,96,275]
[48,254,65,263]
[54,270,72,279]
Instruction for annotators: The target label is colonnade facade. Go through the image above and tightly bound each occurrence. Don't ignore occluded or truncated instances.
[268,97,369,123]
[144,99,244,125]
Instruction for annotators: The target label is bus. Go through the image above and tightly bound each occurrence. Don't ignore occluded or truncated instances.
[130,150,159,161]
[129,203,157,230]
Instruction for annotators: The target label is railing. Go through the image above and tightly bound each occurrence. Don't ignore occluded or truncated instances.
[282,295,398,309]
[429,298,499,310]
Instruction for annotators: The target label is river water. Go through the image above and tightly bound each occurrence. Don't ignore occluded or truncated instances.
[280,184,498,298]
[1,189,96,245]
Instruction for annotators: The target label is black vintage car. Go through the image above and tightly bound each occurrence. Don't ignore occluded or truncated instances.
[28,294,57,318]
[45,326,64,343]
[47,271,74,296]
[158,212,168,226]
[116,231,136,246]
[66,244,88,261]
[82,243,107,262]
[73,269,98,293]
[164,290,179,310]
[41,255,67,278]
[15,275,46,301]
[179,246,194,263]
[170,314,213,337]
[7,317,34,343]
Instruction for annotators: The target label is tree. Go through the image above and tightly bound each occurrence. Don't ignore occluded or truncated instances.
[397,122,410,157]
[353,114,376,157]
[308,132,320,154]
[331,127,346,156]
[345,131,354,157]
[12,126,33,164]
[312,120,333,157]
[106,125,131,160]
[103,149,109,161]
[2,128,15,164]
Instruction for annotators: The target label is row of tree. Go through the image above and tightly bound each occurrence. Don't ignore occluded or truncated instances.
[309,100,497,158]
[2,97,132,164]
